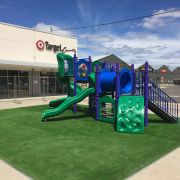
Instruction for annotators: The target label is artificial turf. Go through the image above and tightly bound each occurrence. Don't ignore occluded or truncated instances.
[0,105,179,180]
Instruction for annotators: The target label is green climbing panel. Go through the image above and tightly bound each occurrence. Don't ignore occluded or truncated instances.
[116,96,144,134]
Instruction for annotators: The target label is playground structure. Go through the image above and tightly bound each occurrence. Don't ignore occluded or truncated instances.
[42,53,178,133]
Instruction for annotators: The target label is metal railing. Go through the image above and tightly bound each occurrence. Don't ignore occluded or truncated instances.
[148,80,178,120]
[136,78,178,121]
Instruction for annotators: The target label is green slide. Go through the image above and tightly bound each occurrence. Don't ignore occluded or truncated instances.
[42,87,95,121]
[49,82,82,108]
[49,97,67,108]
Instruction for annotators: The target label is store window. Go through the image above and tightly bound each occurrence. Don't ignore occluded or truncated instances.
[0,70,7,76]
[0,70,29,99]
[0,70,8,99]
[40,71,66,96]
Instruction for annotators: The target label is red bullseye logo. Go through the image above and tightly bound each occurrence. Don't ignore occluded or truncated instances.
[36,40,44,50]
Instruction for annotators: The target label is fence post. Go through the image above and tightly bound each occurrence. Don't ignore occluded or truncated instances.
[144,61,149,126]
[177,102,178,123]
[14,75,17,100]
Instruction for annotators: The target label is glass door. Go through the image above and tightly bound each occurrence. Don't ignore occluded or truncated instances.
[40,77,49,96]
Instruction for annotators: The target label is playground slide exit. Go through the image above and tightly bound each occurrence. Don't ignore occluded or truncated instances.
[42,87,95,121]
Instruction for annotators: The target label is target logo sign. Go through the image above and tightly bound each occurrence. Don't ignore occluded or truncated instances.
[36,40,45,50]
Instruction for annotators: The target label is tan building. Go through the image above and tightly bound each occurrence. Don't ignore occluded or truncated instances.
[0,22,77,99]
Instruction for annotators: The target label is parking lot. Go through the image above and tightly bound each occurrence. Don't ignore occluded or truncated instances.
[160,84,180,102]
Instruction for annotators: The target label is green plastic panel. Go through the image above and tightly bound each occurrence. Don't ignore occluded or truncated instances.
[99,96,116,123]
[116,96,144,134]
[56,53,74,78]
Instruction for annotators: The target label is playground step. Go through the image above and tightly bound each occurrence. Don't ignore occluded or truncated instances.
[148,80,178,123]
[148,100,177,123]
[136,77,178,123]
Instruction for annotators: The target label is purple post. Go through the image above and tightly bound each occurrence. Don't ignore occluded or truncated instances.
[95,64,100,120]
[116,63,120,108]
[88,55,92,115]
[112,92,114,99]
[144,61,149,126]
[103,61,106,69]
[89,56,92,73]
[73,53,77,113]
[131,64,135,95]
[142,72,144,96]
[104,62,107,69]
[111,65,115,71]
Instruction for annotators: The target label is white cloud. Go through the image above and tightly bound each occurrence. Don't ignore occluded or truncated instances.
[159,50,180,59]
[139,8,180,30]
[76,0,92,23]
[79,33,113,42]
[79,31,180,67]
[33,22,75,37]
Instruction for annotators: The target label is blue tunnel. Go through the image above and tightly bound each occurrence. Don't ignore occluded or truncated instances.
[99,68,133,94]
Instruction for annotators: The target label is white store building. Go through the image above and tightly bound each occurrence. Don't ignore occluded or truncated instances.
[0,22,77,99]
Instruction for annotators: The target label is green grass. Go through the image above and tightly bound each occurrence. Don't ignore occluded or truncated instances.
[0,105,179,180]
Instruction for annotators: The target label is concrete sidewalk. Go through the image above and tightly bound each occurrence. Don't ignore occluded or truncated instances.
[0,96,64,110]
[0,96,89,110]
[128,147,180,180]
[0,96,179,115]
[0,160,30,180]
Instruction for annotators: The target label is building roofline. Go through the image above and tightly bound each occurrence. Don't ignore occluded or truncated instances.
[135,63,154,70]
[157,65,171,72]
[98,54,130,66]
[0,21,77,39]
[0,59,58,69]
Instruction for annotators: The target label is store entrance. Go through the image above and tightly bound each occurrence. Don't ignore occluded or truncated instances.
[40,77,49,96]
[8,74,29,98]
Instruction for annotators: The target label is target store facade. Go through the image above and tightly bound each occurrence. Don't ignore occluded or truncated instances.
[0,22,77,99]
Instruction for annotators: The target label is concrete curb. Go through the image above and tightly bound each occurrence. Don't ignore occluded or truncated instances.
[0,159,32,180]
[128,147,180,180]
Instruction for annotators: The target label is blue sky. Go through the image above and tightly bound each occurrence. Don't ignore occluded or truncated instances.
[0,0,180,68]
